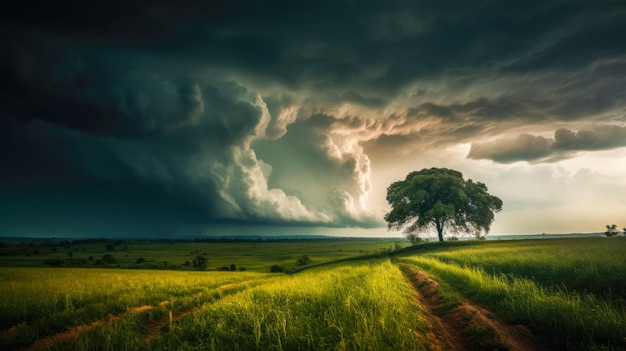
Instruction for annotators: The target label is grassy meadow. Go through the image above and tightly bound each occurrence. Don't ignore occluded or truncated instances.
[0,239,400,272]
[1,236,625,350]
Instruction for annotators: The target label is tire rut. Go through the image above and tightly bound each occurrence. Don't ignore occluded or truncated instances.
[398,263,537,351]
[14,279,260,351]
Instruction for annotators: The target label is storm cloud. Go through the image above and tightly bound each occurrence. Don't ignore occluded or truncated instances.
[468,126,626,163]
[2,0,626,236]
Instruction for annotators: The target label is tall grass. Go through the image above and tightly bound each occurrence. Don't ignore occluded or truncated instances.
[419,238,626,300]
[0,267,269,348]
[400,256,626,350]
[55,260,434,351]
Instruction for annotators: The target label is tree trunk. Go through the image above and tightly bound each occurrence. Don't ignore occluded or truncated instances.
[435,219,444,242]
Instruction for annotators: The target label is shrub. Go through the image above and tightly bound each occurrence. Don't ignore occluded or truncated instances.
[296,254,310,265]
[136,257,145,264]
[193,255,208,271]
[102,254,116,264]
[270,264,284,273]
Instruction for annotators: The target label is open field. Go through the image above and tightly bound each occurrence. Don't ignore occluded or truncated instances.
[0,239,402,272]
[1,237,625,350]
[397,237,626,350]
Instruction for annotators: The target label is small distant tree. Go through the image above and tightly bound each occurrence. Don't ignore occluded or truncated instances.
[105,243,115,251]
[230,263,236,271]
[296,255,310,265]
[135,257,146,264]
[406,233,423,245]
[193,255,208,271]
[605,224,619,237]
[270,264,284,273]
[102,254,116,264]
[623,227,626,236]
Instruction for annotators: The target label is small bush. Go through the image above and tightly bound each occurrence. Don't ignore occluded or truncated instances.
[135,257,145,264]
[270,264,284,273]
[102,254,116,264]
[193,255,208,271]
[296,254,310,265]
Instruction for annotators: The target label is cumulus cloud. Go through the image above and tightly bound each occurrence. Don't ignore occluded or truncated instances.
[0,63,382,230]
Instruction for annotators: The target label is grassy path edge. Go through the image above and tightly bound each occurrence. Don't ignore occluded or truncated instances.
[397,263,538,351]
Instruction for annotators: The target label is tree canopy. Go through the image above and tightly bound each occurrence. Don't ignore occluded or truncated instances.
[384,168,503,242]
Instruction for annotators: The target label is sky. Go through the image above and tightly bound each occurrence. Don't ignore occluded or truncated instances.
[1,0,626,238]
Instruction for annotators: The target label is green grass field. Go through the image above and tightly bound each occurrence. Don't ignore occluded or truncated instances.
[1,237,625,350]
[0,239,401,272]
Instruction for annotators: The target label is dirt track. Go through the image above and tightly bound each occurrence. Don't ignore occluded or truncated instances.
[399,264,538,351]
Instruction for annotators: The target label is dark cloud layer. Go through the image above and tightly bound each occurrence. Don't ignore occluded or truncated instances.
[468,126,626,163]
[2,0,626,236]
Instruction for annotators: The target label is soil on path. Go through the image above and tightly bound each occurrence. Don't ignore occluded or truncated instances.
[399,264,538,351]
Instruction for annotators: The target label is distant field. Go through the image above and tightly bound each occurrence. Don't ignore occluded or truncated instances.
[0,239,402,272]
[1,237,625,350]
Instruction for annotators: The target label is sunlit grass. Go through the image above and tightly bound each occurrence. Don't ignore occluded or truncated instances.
[399,255,626,350]
[0,267,269,348]
[417,238,626,300]
[44,260,433,351]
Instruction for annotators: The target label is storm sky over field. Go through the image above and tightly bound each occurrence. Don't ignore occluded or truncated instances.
[1,0,626,238]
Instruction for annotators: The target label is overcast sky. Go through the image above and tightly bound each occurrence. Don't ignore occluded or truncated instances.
[1,0,625,238]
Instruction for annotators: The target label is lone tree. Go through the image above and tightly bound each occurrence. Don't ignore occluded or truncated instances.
[385,168,503,242]
[605,224,619,237]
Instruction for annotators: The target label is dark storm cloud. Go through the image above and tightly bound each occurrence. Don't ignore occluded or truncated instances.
[2,0,626,236]
[468,126,626,163]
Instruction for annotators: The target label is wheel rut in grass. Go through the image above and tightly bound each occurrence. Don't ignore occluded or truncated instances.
[14,279,260,351]
[399,264,537,351]
[143,279,258,340]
